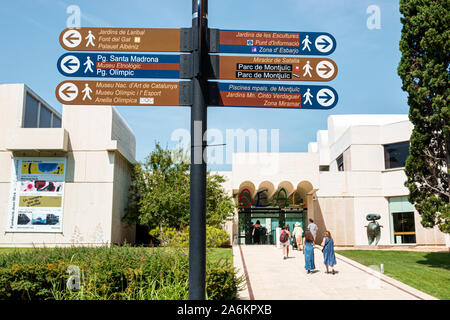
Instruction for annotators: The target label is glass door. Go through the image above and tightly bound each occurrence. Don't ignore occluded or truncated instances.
[392,211,416,244]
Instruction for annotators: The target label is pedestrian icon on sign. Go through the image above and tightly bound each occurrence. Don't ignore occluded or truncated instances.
[303,88,313,105]
[301,35,312,51]
[85,30,96,47]
[303,61,313,77]
[83,56,94,73]
[82,84,93,101]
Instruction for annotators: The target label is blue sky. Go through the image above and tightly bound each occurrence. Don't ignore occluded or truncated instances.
[0,0,408,170]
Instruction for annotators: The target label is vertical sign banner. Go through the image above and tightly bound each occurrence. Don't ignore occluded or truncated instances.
[7,158,66,233]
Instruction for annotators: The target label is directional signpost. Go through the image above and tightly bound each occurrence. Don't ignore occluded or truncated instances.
[60,27,192,52]
[55,80,191,106]
[57,53,192,79]
[209,82,338,109]
[209,55,337,81]
[56,0,339,301]
[209,29,336,55]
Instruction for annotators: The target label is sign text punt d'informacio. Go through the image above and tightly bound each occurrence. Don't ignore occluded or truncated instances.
[209,29,336,56]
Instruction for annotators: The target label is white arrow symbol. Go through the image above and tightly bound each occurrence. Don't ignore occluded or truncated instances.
[58,83,78,102]
[316,61,335,79]
[315,35,333,53]
[60,55,80,74]
[62,30,82,48]
[316,88,335,107]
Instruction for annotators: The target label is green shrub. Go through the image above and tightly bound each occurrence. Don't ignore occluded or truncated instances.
[206,260,245,300]
[0,246,240,300]
[149,225,230,248]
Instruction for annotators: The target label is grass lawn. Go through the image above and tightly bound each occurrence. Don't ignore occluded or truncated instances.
[208,248,233,264]
[0,248,33,255]
[336,250,450,300]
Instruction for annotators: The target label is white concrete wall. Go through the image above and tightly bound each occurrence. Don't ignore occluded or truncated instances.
[231,152,319,190]
[0,84,136,247]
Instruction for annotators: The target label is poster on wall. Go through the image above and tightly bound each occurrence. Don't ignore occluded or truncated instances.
[7,157,66,232]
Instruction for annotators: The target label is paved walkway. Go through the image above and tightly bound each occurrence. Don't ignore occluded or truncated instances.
[233,244,438,300]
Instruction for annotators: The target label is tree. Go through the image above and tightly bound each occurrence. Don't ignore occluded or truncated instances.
[397,0,449,233]
[123,143,235,231]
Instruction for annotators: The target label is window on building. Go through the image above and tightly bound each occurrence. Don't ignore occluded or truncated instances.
[39,106,52,128]
[23,94,39,128]
[52,116,62,128]
[337,154,344,171]
[392,211,416,244]
[384,141,409,169]
[22,92,62,128]
[319,165,330,172]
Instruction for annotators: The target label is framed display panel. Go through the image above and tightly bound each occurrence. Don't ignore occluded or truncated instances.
[7,157,66,233]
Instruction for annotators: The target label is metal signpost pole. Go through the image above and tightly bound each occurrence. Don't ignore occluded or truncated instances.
[189,0,208,300]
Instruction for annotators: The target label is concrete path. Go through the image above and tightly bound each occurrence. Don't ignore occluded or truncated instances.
[233,244,437,300]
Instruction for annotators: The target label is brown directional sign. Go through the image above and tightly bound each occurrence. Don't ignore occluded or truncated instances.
[55,80,192,106]
[209,55,337,82]
[59,27,192,52]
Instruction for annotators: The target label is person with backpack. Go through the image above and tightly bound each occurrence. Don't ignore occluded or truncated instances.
[303,230,316,274]
[280,225,291,259]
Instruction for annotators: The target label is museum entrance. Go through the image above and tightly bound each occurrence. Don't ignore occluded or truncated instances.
[238,207,306,245]
[236,180,312,245]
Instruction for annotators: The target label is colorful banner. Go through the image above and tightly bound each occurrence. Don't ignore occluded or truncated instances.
[7,158,66,232]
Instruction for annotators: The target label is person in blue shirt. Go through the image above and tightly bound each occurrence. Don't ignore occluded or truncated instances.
[321,231,337,274]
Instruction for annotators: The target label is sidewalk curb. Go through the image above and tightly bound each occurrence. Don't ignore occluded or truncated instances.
[232,245,251,300]
[334,251,439,300]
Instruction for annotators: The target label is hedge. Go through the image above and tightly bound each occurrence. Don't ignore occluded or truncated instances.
[0,246,244,300]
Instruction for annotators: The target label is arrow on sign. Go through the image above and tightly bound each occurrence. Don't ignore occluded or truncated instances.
[318,91,333,104]
[316,88,336,107]
[65,33,80,45]
[315,60,336,79]
[317,38,331,50]
[58,82,79,102]
[318,63,332,76]
[61,86,77,99]
[63,58,79,71]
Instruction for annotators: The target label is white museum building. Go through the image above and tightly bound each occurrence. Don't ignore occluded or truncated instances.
[222,114,449,248]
